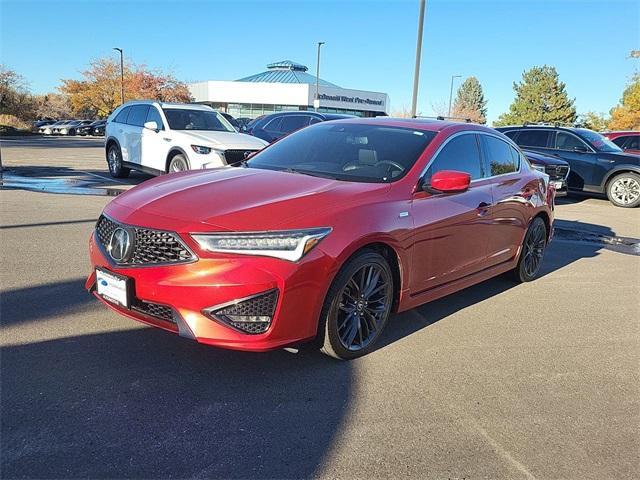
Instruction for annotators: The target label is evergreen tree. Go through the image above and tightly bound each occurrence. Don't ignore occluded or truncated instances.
[495,66,576,126]
[452,76,487,124]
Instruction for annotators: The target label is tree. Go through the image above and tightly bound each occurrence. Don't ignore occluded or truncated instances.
[576,111,609,132]
[60,57,193,118]
[452,76,487,124]
[608,73,640,130]
[495,66,576,126]
[34,93,72,119]
[0,65,37,120]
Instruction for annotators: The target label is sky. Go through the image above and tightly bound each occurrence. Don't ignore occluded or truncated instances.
[1,0,638,123]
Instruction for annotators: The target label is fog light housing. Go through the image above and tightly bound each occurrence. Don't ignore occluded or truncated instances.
[203,290,278,335]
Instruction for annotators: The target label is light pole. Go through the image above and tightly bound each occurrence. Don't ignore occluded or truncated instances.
[448,74,461,117]
[113,47,124,105]
[410,0,426,118]
[315,41,325,111]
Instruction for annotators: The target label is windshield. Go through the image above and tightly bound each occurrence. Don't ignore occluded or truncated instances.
[162,108,235,132]
[247,122,436,183]
[577,129,622,153]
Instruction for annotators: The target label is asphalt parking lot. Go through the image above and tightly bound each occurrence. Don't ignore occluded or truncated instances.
[1,136,639,479]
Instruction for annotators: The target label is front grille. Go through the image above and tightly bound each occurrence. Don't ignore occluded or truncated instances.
[205,290,279,335]
[224,149,258,166]
[95,215,195,266]
[545,165,569,181]
[131,299,175,323]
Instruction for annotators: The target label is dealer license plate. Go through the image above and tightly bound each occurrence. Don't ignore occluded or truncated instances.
[96,268,130,308]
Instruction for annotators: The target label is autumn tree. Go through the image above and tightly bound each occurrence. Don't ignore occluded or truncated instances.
[495,66,576,126]
[608,73,640,130]
[452,76,487,124]
[34,93,72,119]
[60,57,192,118]
[0,65,37,120]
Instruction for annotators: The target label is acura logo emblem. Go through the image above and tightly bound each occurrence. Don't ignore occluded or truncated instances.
[108,227,132,262]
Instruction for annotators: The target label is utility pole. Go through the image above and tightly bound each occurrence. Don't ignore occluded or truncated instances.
[315,41,325,111]
[410,0,426,118]
[113,47,124,105]
[448,75,461,117]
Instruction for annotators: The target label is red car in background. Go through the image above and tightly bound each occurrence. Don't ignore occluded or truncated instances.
[86,119,554,359]
[603,131,640,155]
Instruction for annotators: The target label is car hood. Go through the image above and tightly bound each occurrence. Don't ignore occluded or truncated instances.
[172,130,268,150]
[108,167,390,232]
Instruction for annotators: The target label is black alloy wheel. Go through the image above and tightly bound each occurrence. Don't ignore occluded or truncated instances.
[513,217,547,282]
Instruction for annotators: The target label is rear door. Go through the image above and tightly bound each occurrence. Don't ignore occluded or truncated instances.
[480,133,529,267]
[410,132,493,293]
[124,105,150,166]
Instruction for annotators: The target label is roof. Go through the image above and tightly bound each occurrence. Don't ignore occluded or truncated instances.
[325,117,495,133]
[236,60,340,88]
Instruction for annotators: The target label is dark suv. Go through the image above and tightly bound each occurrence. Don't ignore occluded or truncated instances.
[245,111,355,143]
[495,125,640,208]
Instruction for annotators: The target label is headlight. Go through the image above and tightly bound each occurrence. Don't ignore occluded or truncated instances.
[191,145,213,154]
[191,228,332,262]
[531,164,546,173]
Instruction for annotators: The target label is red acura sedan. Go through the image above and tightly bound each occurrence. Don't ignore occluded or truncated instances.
[86,118,554,359]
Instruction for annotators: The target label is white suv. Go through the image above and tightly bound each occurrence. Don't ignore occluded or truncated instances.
[104,101,268,178]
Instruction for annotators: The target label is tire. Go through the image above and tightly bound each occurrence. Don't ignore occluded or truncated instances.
[318,250,394,360]
[606,172,640,208]
[106,144,130,178]
[512,216,547,283]
[167,154,189,173]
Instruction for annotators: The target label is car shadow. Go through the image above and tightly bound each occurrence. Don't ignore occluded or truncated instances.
[3,165,152,186]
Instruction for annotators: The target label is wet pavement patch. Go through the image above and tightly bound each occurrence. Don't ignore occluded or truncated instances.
[554,227,640,256]
[0,171,124,197]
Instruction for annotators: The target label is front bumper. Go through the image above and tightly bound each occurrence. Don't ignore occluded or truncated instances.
[86,232,335,351]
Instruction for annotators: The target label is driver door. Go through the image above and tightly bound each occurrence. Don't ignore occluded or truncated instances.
[141,106,171,172]
[409,133,493,294]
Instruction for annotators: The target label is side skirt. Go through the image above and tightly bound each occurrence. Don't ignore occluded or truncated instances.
[122,161,165,177]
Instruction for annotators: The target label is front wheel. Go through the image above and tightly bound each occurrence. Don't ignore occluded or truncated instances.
[106,144,130,178]
[167,154,189,173]
[607,172,640,208]
[512,217,547,283]
[318,250,394,360]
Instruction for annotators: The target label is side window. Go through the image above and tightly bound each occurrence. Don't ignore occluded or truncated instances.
[556,132,587,151]
[127,105,150,127]
[502,130,518,140]
[482,135,519,176]
[280,115,310,134]
[264,117,283,133]
[425,134,483,180]
[114,107,131,124]
[611,137,626,148]
[514,130,551,148]
[623,135,639,150]
[145,107,164,130]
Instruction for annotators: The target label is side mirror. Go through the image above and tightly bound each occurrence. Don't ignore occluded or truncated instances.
[424,170,471,193]
[572,145,589,153]
[144,121,159,131]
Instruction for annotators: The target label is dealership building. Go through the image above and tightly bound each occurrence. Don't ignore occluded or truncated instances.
[189,60,389,118]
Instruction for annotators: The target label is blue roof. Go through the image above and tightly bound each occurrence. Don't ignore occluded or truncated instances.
[236,60,340,88]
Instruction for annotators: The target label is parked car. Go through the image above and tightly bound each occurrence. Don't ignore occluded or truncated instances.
[87,118,553,359]
[58,120,94,136]
[40,120,68,135]
[105,101,268,178]
[32,119,55,132]
[602,131,640,155]
[219,112,240,131]
[245,111,355,143]
[92,121,106,137]
[236,117,253,131]
[522,149,570,196]
[77,120,106,136]
[495,125,640,207]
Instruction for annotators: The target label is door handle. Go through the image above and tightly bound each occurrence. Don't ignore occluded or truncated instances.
[476,202,491,216]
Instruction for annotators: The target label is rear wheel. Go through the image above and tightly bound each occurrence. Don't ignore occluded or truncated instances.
[606,172,640,208]
[106,144,130,178]
[167,154,189,173]
[318,250,394,360]
[512,217,547,283]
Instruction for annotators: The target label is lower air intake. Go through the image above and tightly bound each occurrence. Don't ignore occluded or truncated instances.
[204,290,279,335]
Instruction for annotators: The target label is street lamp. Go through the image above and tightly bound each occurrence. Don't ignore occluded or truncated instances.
[113,47,124,105]
[410,0,426,118]
[447,74,462,117]
[315,41,325,111]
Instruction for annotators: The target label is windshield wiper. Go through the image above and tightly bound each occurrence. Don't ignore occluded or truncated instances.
[283,168,337,180]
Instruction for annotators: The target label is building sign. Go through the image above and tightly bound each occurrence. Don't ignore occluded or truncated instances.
[319,93,385,107]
